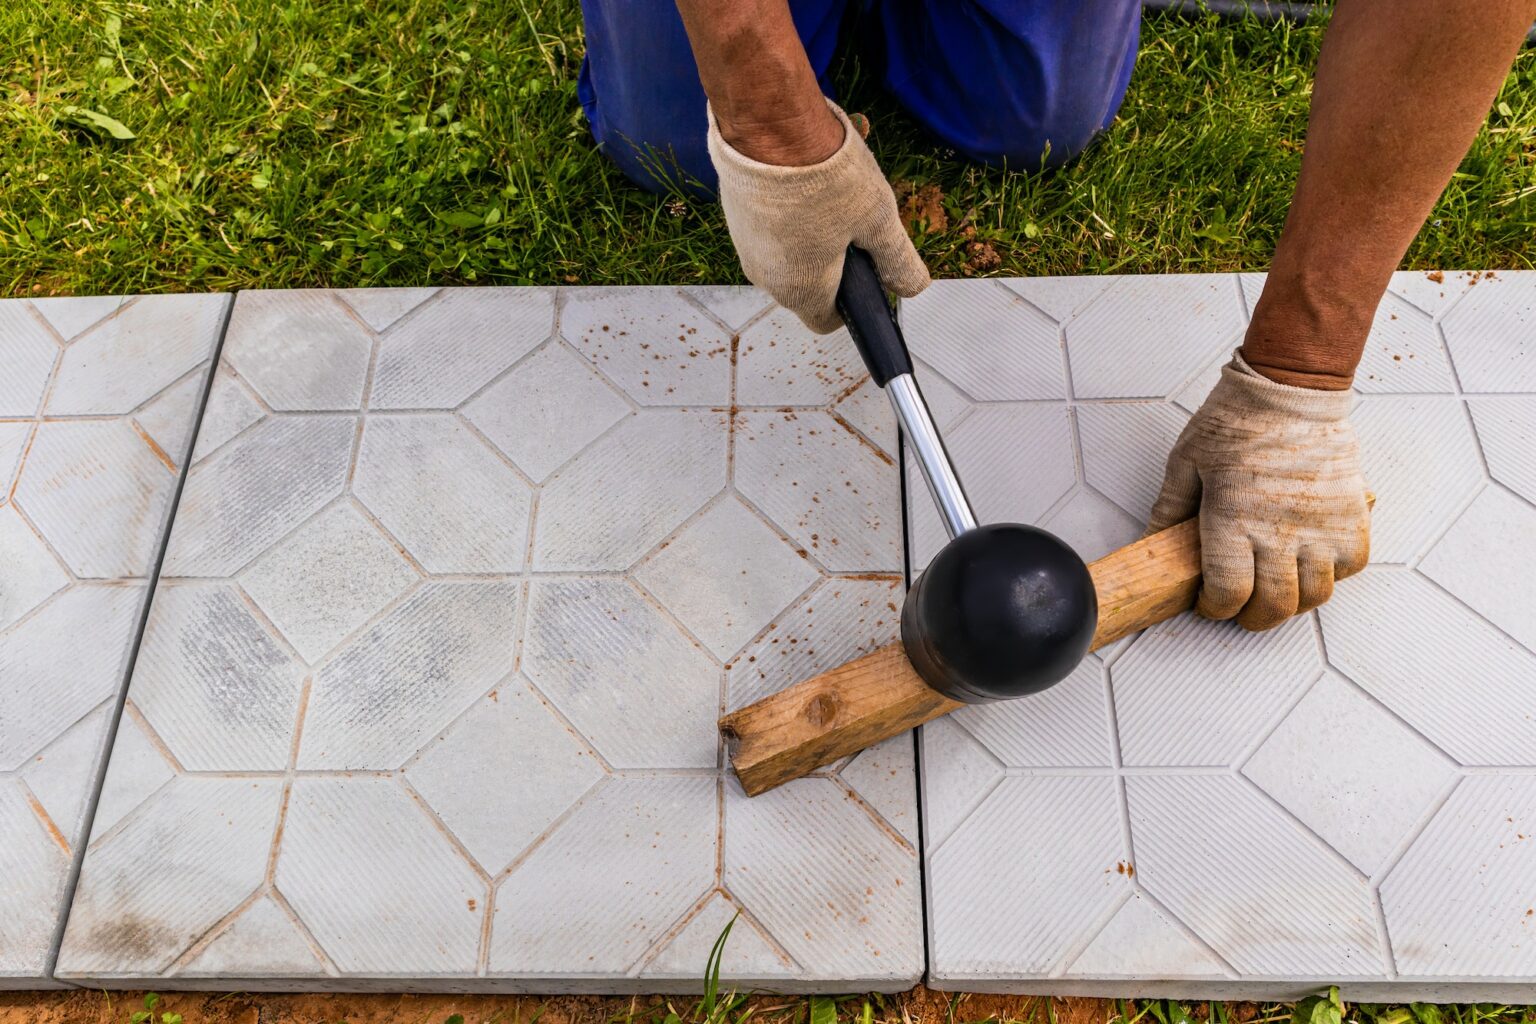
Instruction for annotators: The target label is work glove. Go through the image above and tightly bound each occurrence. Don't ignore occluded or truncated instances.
[707,99,930,334]
[1148,351,1371,631]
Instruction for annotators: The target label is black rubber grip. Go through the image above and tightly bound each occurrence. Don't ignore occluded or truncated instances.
[835,246,913,388]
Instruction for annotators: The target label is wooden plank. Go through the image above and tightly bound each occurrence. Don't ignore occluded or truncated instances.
[722,498,1372,796]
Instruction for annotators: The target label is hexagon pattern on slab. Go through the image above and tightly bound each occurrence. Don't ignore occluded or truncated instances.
[910,275,1536,998]
[0,294,224,985]
[60,285,919,992]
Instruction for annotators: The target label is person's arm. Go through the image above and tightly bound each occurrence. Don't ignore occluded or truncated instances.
[673,0,929,333]
[1152,0,1535,631]
[674,0,842,167]
[1244,0,1536,388]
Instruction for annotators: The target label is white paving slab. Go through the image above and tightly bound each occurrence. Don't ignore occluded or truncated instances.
[910,273,1536,999]
[0,294,226,987]
[57,286,920,992]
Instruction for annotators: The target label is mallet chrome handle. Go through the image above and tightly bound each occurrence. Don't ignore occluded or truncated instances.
[835,247,977,540]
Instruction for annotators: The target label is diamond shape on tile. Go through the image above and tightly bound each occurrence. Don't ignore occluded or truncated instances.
[1441,272,1536,392]
[56,776,283,977]
[18,704,109,851]
[29,295,124,341]
[1388,269,1474,318]
[0,302,58,416]
[222,291,371,411]
[0,784,71,979]
[1038,486,1143,563]
[178,895,326,978]
[1244,671,1455,874]
[407,680,604,874]
[89,711,175,840]
[189,374,265,463]
[491,776,717,975]
[1381,775,1536,977]
[1114,612,1321,766]
[132,372,203,468]
[724,776,920,983]
[1076,402,1190,524]
[1352,396,1484,562]
[275,777,484,974]
[48,295,225,416]
[354,413,533,573]
[462,342,630,482]
[1320,568,1536,765]
[725,575,902,711]
[0,585,143,772]
[902,280,1066,400]
[928,775,1128,980]
[534,408,727,571]
[906,403,1076,570]
[335,287,438,333]
[683,285,773,330]
[1352,292,1455,393]
[839,734,919,845]
[641,891,798,979]
[15,419,173,578]
[917,717,1004,850]
[1468,397,1536,504]
[734,410,900,573]
[635,497,819,660]
[132,583,304,771]
[1126,774,1381,975]
[300,581,519,769]
[737,310,863,406]
[953,657,1111,767]
[522,578,719,769]
[1066,892,1228,979]
[162,414,355,578]
[1421,485,1536,653]
[370,288,554,409]
[241,502,418,662]
[0,503,69,629]
[1067,276,1245,398]
[1002,276,1117,324]
[562,288,731,405]
[832,375,896,457]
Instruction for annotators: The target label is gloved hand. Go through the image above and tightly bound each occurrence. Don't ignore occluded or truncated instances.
[707,99,930,334]
[1148,351,1371,631]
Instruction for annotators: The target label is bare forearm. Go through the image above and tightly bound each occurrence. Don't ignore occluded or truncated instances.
[1245,0,1536,388]
[674,0,843,165]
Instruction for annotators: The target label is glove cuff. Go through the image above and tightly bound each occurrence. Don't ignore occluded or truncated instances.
[706,99,868,199]
[1221,350,1355,422]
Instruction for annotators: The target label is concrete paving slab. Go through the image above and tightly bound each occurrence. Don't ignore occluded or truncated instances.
[0,294,227,988]
[910,272,1536,1000]
[57,287,920,992]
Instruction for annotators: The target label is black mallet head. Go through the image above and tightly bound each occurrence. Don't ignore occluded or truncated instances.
[901,523,1098,703]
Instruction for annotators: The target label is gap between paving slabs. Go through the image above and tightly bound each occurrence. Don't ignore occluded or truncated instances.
[0,292,232,989]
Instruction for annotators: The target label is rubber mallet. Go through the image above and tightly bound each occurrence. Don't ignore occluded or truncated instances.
[720,247,1371,797]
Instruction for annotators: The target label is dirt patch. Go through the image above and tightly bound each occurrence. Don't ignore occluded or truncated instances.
[962,241,1001,275]
[0,988,1119,1024]
[896,183,949,235]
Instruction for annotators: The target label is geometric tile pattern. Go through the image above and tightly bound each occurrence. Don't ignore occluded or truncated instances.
[57,287,920,991]
[912,272,1536,998]
[0,294,226,987]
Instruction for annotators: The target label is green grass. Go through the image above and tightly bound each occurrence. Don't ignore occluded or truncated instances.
[3,0,1535,297]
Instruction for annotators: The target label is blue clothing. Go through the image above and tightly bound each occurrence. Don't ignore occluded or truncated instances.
[577,0,1141,193]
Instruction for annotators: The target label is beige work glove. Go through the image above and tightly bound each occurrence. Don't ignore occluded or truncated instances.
[707,99,930,334]
[1148,351,1371,631]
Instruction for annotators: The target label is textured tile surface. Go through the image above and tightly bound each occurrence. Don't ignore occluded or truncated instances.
[58,286,919,991]
[912,273,1536,998]
[0,294,226,986]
